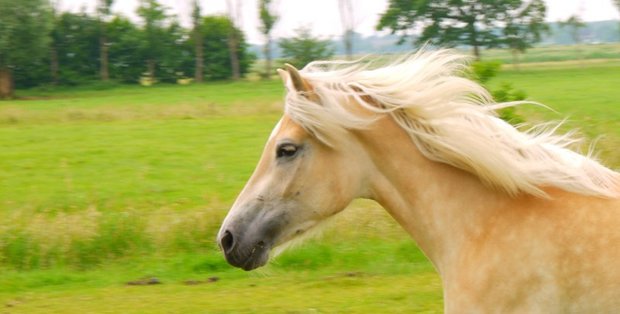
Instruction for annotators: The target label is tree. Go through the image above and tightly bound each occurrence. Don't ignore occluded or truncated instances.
[226,0,243,80]
[106,16,145,83]
[108,9,188,84]
[279,28,334,68]
[376,0,547,59]
[559,14,586,63]
[155,20,192,83]
[97,0,114,81]
[503,0,548,69]
[338,0,355,60]
[49,2,61,85]
[137,0,168,82]
[52,12,100,85]
[615,0,620,35]
[258,0,279,79]
[0,0,52,98]
[560,15,586,45]
[200,16,254,80]
[191,0,204,82]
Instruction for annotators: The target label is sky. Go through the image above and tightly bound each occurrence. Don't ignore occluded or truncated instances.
[59,0,620,44]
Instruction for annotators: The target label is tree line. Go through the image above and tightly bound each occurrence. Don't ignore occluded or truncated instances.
[4,0,613,99]
[0,0,256,98]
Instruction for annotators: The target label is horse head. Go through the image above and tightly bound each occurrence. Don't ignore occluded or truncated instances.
[216,64,373,270]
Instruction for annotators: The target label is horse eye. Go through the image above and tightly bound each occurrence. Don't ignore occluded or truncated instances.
[276,143,298,159]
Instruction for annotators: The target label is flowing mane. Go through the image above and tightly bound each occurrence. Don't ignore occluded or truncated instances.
[283,49,620,198]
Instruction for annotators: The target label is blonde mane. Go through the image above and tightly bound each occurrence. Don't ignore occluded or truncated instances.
[283,49,620,198]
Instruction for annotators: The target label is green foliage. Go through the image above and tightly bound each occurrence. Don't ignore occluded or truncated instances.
[470,60,502,84]
[137,0,168,64]
[53,12,101,85]
[279,27,335,68]
[0,0,52,97]
[153,21,194,83]
[135,0,191,83]
[503,0,549,54]
[198,16,254,80]
[191,0,201,26]
[258,0,278,36]
[107,16,146,83]
[492,83,527,125]
[258,0,278,78]
[377,0,547,58]
[11,57,52,89]
[470,61,526,124]
[0,0,52,68]
[6,1,252,90]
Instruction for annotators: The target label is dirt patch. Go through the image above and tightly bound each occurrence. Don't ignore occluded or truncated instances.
[182,277,220,285]
[126,277,162,286]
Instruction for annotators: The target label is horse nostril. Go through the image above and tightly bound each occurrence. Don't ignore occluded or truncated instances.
[220,230,236,254]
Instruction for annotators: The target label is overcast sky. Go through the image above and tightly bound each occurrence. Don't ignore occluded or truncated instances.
[59,0,620,44]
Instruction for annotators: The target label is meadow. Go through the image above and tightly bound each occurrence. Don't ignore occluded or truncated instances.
[481,42,620,64]
[0,55,619,313]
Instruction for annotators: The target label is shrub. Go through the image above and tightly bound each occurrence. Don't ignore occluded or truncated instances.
[471,60,502,84]
[471,61,526,125]
[279,27,335,69]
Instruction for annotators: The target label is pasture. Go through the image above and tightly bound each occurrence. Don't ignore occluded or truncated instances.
[0,58,619,313]
[481,43,620,64]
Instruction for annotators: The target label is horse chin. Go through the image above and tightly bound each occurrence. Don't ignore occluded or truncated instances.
[224,241,272,271]
[240,248,270,271]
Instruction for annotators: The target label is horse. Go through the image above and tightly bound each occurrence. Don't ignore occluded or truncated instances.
[217,50,620,313]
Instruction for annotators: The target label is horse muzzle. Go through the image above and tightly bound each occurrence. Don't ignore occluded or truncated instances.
[218,228,272,271]
[217,200,293,270]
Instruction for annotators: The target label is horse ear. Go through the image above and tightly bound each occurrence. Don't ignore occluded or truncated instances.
[283,63,311,93]
[276,68,288,83]
[277,64,319,103]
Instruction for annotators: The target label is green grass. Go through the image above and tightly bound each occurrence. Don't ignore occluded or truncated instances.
[0,269,442,313]
[0,117,273,213]
[482,43,620,64]
[0,76,443,312]
[0,234,444,312]
[0,56,619,312]
[490,60,620,166]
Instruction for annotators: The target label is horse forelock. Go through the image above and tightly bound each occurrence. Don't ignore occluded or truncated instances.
[282,49,620,199]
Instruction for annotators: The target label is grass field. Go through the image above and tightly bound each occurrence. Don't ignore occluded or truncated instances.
[481,43,620,64]
[0,56,619,313]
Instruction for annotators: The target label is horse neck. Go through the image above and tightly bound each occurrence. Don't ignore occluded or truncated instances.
[355,115,511,275]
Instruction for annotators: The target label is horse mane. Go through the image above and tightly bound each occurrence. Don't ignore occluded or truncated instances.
[283,49,620,198]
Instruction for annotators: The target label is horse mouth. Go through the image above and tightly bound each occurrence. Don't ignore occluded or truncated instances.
[224,240,271,271]
[217,207,287,271]
[241,241,269,270]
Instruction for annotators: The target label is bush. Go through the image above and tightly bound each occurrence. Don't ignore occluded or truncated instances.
[198,16,255,80]
[279,27,334,68]
[470,61,526,125]
[471,60,502,84]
